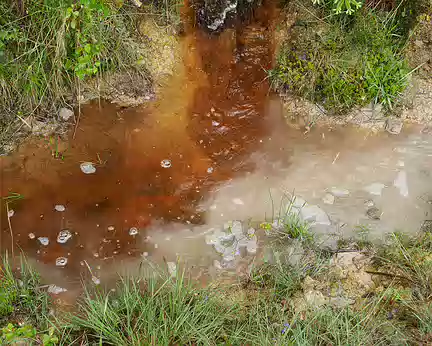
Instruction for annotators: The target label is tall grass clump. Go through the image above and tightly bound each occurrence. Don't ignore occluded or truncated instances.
[271,5,411,114]
[67,269,241,345]
[0,256,50,327]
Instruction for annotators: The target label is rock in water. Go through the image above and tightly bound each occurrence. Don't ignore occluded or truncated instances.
[385,118,403,135]
[54,204,66,212]
[80,162,96,174]
[322,193,335,205]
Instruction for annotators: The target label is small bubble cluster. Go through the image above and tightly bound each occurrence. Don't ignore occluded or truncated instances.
[55,257,68,267]
[57,229,72,244]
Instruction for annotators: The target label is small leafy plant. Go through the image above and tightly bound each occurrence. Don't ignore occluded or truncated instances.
[0,323,58,345]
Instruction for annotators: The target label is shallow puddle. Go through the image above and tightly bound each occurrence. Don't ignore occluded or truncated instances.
[0,1,280,283]
[2,0,432,293]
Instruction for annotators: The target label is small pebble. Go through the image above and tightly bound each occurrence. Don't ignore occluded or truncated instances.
[54,205,66,212]
[80,162,96,174]
[28,233,35,239]
[107,226,115,231]
[207,167,214,173]
[7,209,15,218]
[323,193,335,205]
[142,252,149,257]
[38,237,49,246]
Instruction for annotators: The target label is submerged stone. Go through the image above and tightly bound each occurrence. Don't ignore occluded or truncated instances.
[38,237,49,246]
[80,162,96,174]
[54,204,66,212]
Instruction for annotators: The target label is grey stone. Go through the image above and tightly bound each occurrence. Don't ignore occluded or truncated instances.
[80,162,96,174]
[366,207,381,220]
[386,118,403,135]
[38,237,49,246]
[59,108,74,121]
[323,193,335,205]
[300,205,331,225]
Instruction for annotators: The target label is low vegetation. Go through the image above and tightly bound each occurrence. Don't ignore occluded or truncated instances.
[0,0,181,153]
[271,0,430,115]
[2,219,432,345]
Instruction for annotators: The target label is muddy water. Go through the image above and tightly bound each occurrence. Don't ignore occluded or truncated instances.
[0,2,279,281]
[2,0,432,292]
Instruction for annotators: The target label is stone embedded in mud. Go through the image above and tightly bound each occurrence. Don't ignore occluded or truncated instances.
[207,167,214,173]
[80,162,96,174]
[55,257,68,267]
[59,108,74,121]
[385,118,403,135]
[54,204,66,212]
[323,193,335,205]
[38,237,49,246]
[299,205,331,226]
[57,229,72,244]
[28,233,36,239]
[366,207,381,220]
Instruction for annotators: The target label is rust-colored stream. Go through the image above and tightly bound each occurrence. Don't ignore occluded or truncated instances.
[0,1,279,279]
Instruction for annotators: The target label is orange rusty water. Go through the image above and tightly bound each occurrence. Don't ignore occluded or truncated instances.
[0,1,279,276]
